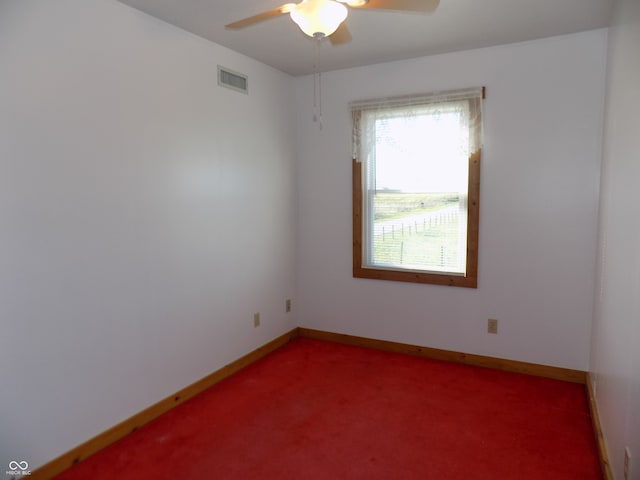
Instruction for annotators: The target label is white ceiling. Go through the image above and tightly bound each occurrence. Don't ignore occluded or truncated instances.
[116,0,612,76]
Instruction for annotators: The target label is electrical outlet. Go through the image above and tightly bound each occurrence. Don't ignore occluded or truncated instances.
[253,312,260,328]
[285,299,292,313]
[624,447,631,480]
[488,318,498,334]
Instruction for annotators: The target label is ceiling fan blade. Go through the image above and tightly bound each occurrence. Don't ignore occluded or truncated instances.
[225,4,293,30]
[329,24,352,45]
[348,0,439,13]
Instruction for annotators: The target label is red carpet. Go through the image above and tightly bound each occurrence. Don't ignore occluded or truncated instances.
[55,338,602,479]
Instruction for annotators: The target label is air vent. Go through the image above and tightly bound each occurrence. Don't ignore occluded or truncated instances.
[218,66,248,94]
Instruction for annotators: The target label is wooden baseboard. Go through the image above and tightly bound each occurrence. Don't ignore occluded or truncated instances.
[585,373,614,480]
[31,328,300,480]
[298,328,587,384]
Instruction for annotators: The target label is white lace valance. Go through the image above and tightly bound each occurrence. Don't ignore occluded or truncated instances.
[351,87,484,162]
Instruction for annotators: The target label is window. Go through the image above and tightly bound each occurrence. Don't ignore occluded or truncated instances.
[352,87,483,288]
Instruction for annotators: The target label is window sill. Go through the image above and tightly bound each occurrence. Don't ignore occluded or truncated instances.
[353,265,477,288]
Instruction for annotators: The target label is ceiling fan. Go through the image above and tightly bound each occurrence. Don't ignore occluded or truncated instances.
[225,0,440,44]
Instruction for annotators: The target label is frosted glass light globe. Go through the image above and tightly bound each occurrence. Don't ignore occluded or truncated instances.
[290,0,348,38]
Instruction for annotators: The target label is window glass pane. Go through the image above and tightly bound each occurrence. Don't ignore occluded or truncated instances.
[363,110,469,274]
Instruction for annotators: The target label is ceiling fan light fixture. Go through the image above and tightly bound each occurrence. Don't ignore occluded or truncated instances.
[280,3,298,14]
[290,0,348,38]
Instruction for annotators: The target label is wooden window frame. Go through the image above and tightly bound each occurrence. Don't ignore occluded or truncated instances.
[353,150,480,288]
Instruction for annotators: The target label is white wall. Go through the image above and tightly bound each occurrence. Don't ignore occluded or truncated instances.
[295,30,607,371]
[0,0,297,470]
[590,0,640,478]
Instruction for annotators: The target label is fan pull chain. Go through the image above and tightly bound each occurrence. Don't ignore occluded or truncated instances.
[313,37,323,131]
[318,71,323,130]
